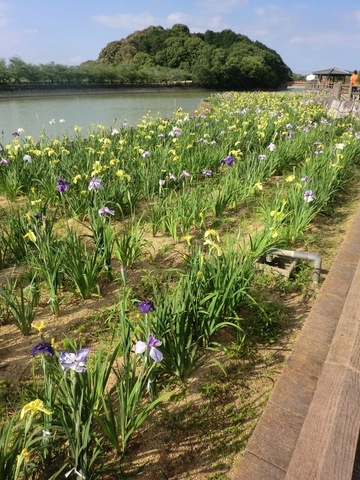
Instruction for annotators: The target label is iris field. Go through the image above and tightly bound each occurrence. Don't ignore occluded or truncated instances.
[0,90,360,479]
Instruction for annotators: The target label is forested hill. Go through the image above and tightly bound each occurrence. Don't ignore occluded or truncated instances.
[98,24,292,90]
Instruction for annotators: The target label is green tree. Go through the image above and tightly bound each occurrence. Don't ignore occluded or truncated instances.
[8,56,30,83]
[0,59,10,83]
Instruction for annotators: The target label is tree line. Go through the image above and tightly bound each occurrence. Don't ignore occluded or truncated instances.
[0,56,190,88]
[0,24,293,91]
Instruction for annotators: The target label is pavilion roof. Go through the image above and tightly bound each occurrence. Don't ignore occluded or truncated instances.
[312,67,352,76]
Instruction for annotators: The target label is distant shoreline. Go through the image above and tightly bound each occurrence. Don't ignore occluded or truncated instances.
[0,84,303,100]
[0,86,211,100]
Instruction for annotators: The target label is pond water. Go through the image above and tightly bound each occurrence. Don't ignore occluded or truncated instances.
[0,90,212,143]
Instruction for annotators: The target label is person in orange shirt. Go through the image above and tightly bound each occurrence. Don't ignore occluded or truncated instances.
[350,70,358,99]
[351,70,358,85]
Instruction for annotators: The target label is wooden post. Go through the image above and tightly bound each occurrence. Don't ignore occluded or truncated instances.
[333,83,341,99]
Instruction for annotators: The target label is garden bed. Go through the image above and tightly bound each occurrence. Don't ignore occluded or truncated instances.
[1,91,360,479]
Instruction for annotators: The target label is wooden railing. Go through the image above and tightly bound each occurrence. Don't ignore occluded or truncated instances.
[304,81,358,100]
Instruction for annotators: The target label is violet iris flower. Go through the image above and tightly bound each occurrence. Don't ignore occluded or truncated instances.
[0,158,9,165]
[179,170,191,179]
[134,333,163,362]
[138,299,155,313]
[59,348,90,373]
[88,177,103,191]
[202,169,212,176]
[32,342,55,357]
[98,206,114,216]
[220,156,235,167]
[301,176,310,182]
[304,190,316,202]
[56,176,70,193]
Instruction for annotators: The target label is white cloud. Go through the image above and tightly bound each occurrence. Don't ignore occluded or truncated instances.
[196,0,248,12]
[91,12,159,30]
[254,8,266,15]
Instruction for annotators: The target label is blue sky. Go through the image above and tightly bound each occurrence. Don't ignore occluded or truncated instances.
[0,0,359,75]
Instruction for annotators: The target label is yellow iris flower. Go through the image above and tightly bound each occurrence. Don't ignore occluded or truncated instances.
[23,230,37,243]
[31,321,45,334]
[20,399,52,419]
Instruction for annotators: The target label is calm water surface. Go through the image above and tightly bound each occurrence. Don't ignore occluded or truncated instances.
[0,91,212,143]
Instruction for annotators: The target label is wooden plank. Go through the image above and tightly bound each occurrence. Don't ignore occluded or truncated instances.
[290,333,331,376]
[327,262,360,371]
[269,363,318,417]
[319,262,356,299]
[285,364,360,480]
[231,451,285,480]
[246,402,304,472]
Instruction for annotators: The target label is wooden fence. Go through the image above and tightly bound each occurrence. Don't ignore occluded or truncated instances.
[304,81,359,100]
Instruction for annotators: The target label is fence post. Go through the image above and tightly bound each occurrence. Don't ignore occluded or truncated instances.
[333,83,341,99]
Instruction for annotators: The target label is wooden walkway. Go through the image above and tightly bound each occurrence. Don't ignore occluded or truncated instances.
[231,202,360,480]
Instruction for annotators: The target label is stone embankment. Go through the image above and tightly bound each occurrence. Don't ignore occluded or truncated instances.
[316,95,360,119]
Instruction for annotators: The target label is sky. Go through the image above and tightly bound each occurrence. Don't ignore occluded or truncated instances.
[0,0,359,75]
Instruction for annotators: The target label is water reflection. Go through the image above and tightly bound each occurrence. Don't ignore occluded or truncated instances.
[0,91,211,143]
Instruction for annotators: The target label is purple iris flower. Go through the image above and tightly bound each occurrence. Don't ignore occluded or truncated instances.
[12,132,20,137]
[98,206,114,216]
[88,177,103,191]
[179,170,191,179]
[134,333,163,362]
[138,299,155,313]
[0,158,9,165]
[32,342,55,357]
[304,190,316,202]
[220,156,235,167]
[202,169,212,176]
[258,155,267,160]
[301,176,310,182]
[56,176,70,192]
[59,348,90,373]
